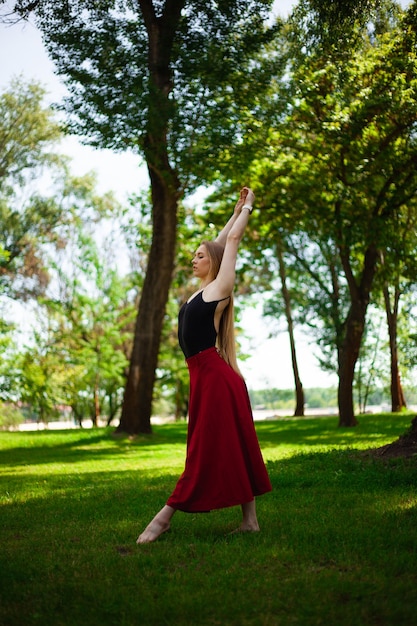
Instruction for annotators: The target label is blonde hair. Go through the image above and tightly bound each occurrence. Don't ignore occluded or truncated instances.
[202,240,242,377]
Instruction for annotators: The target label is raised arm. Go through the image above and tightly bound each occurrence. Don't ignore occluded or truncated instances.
[206,187,255,300]
[215,187,251,247]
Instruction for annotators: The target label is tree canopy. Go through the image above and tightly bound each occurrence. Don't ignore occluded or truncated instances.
[207,0,417,425]
[1,0,417,433]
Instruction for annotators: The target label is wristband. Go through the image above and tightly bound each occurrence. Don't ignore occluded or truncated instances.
[242,204,253,214]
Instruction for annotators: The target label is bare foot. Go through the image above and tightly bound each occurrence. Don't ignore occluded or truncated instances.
[229,523,260,535]
[136,519,170,544]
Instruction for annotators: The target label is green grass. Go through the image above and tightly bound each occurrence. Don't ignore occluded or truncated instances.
[1,413,416,626]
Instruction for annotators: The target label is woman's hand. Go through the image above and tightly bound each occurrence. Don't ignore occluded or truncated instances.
[234,187,255,214]
[242,187,255,207]
[216,186,255,246]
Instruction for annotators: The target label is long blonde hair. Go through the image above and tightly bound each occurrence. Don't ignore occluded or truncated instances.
[202,240,242,377]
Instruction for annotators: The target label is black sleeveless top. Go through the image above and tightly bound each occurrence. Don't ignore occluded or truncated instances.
[178,291,229,358]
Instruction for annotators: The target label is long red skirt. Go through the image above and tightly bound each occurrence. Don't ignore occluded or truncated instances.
[167,347,272,512]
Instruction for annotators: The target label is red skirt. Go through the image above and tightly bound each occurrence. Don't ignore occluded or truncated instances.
[167,347,272,512]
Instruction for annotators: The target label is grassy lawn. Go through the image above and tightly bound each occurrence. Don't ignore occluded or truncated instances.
[1,413,416,626]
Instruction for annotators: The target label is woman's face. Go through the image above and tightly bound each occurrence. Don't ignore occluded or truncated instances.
[192,244,211,281]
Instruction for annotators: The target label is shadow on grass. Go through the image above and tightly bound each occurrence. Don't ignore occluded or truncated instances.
[2,445,416,554]
[265,447,417,493]
[0,413,412,472]
[255,412,413,451]
[1,443,417,626]
[0,424,188,467]
[3,442,416,532]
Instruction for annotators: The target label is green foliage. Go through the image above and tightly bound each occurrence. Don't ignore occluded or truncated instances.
[0,79,67,299]
[0,323,20,402]
[40,228,137,425]
[249,386,339,409]
[3,1,287,434]
[0,78,62,193]
[0,244,9,263]
[290,0,402,54]
[248,383,400,412]
[213,1,417,415]
[25,0,278,190]
[0,76,138,424]
[0,413,416,625]
[0,401,24,430]
[2,2,417,427]
[398,290,417,376]
[17,344,63,423]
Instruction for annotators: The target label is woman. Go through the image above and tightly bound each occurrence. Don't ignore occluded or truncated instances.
[137,187,272,544]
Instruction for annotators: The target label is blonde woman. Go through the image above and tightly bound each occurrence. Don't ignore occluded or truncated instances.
[137,187,271,543]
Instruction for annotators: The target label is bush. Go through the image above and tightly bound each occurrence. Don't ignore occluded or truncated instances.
[0,402,24,430]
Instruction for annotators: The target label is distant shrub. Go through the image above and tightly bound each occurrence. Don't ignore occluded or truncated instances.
[0,402,25,430]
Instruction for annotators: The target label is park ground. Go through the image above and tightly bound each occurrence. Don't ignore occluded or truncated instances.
[1,411,416,626]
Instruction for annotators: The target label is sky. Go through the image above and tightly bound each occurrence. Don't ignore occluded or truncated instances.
[0,0,344,390]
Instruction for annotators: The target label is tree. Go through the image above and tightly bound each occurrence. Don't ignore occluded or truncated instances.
[228,1,417,426]
[377,196,417,412]
[380,259,408,412]
[39,178,137,426]
[0,78,62,192]
[275,239,305,415]
[257,236,307,417]
[0,79,134,423]
[3,185,137,426]
[46,260,136,427]
[154,204,207,420]
[354,305,387,413]
[0,79,64,300]
[18,337,65,425]
[1,0,280,434]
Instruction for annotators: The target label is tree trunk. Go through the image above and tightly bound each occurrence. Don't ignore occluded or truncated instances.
[374,415,417,458]
[106,391,121,426]
[115,0,183,435]
[116,169,178,435]
[92,371,99,427]
[337,322,359,427]
[276,240,304,416]
[174,377,188,421]
[383,284,407,413]
[338,244,379,427]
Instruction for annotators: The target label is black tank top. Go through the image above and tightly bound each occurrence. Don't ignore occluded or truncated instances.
[178,291,229,358]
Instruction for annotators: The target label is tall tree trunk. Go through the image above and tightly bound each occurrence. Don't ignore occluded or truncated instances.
[92,377,99,427]
[338,244,379,427]
[383,284,407,412]
[116,177,178,434]
[116,0,183,435]
[92,363,100,427]
[337,313,360,427]
[174,378,188,421]
[276,240,304,416]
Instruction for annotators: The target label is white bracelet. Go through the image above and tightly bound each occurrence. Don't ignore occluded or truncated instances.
[242,204,253,214]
